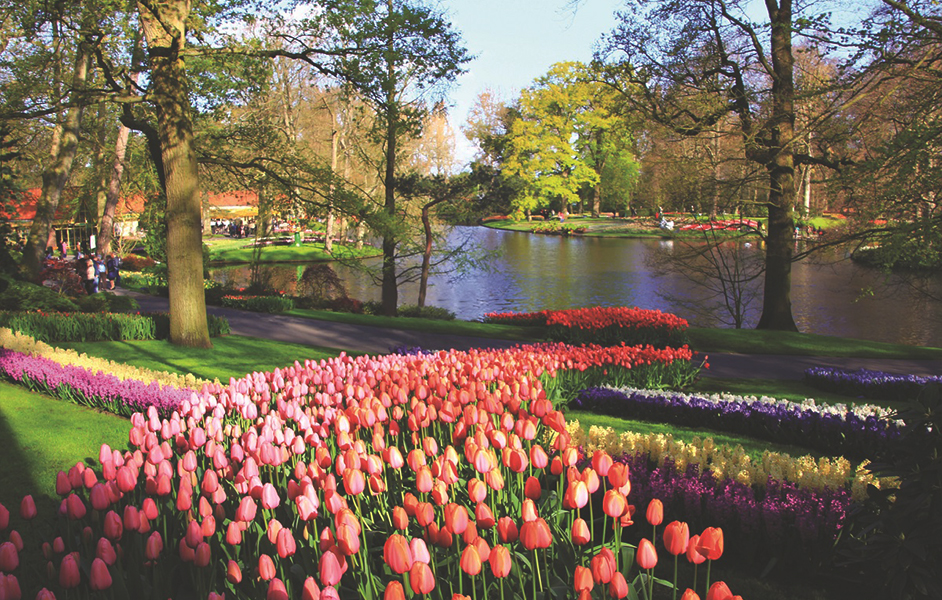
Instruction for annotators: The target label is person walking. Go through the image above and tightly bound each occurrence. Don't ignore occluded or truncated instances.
[84,258,98,295]
[105,253,120,290]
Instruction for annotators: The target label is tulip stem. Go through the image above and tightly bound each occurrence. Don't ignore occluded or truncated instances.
[705,559,712,597]
[672,555,679,600]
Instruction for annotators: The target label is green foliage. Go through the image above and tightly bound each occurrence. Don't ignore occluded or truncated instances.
[0,310,229,342]
[72,292,140,314]
[397,304,456,320]
[841,385,942,600]
[0,279,79,312]
[852,225,942,271]
[119,254,157,272]
[220,295,294,313]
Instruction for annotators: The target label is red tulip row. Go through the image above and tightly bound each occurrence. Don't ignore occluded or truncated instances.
[0,341,734,600]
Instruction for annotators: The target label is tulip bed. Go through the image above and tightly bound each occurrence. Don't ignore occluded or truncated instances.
[804,366,942,402]
[0,339,747,600]
[570,386,902,460]
[483,307,690,348]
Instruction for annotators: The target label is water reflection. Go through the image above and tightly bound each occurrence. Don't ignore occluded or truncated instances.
[210,226,942,346]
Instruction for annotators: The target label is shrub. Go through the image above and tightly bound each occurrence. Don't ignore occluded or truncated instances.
[220,295,294,313]
[0,279,79,312]
[0,310,230,342]
[73,292,140,314]
[118,253,156,272]
[39,260,86,296]
[397,304,456,320]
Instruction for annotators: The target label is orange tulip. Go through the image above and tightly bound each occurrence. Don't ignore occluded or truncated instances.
[680,589,701,600]
[696,527,724,561]
[608,572,629,599]
[489,544,512,578]
[520,518,552,550]
[574,565,593,592]
[301,576,321,600]
[663,521,690,556]
[608,463,629,488]
[409,561,435,595]
[460,545,482,576]
[524,476,542,500]
[475,502,496,529]
[392,506,409,530]
[686,535,706,565]
[444,503,469,535]
[706,581,733,600]
[258,554,276,581]
[571,518,591,546]
[227,559,242,584]
[383,534,413,574]
[602,490,627,518]
[384,581,406,600]
[590,549,615,584]
[636,538,658,569]
[646,499,663,526]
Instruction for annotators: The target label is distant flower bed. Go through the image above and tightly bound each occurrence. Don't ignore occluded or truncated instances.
[571,386,901,460]
[805,366,941,401]
[531,221,588,235]
[484,306,689,348]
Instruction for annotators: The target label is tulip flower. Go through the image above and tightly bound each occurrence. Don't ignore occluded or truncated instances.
[444,503,469,535]
[236,496,258,522]
[524,476,542,500]
[19,496,36,521]
[0,542,17,572]
[227,559,242,584]
[460,545,482,576]
[145,532,163,561]
[258,554,276,581]
[697,528,724,561]
[489,545,511,578]
[520,518,552,550]
[686,535,706,565]
[268,578,289,600]
[301,576,320,600]
[602,489,627,518]
[706,582,733,600]
[35,587,56,600]
[646,498,663,526]
[571,518,591,545]
[260,484,281,509]
[409,562,435,595]
[103,510,123,541]
[96,538,117,566]
[574,566,594,592]
[59,553,80,589]
[497,517,518,543]
[384,581,405,600]
[664,521,690,556]
[0,573,21,600]
[637,538,658,569]
[680,590,701,600]
[89,558,112,591]
[609,572,629,599]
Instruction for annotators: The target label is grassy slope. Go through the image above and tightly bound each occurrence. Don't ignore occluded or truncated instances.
[205,237,379,264]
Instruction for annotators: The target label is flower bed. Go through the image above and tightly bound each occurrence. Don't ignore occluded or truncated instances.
[484,306,690,347]
[571,386,901,460]
[804,366,940,401]
[0,344,735,600]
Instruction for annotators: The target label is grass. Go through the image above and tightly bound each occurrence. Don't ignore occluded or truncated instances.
[687,327,942,359]
[54,335,347,382]
[0,382,129,520]
[205,237,379,264]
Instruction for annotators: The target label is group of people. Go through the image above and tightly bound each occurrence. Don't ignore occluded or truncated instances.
[78,253,121,295]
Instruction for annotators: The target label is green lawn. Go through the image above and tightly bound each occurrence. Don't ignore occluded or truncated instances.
[687,327,942,359]
[205,237,379,264]
[0,382,130,522]
[55,335,347,382]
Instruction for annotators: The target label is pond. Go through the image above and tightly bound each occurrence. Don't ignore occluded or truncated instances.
[210,226,942,347]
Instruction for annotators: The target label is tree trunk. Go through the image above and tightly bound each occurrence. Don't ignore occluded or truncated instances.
[139,0,211,348]
[326,126,338,253]
[381,5,399,317]
[418,197,446,308]
[21,43,91,280]
[755,0,799,332]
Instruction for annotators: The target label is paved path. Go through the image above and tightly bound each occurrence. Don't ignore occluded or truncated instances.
[113,289,942,380]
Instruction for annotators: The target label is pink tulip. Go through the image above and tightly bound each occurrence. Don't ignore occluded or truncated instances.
[89,558,112,591]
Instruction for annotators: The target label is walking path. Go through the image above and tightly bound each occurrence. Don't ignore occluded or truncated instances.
[112,289,942,380]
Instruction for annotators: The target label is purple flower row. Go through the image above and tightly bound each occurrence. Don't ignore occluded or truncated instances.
[571,386,900,459]
[804,366,940,402]
[0,348,192,416]
[613,453,851,565]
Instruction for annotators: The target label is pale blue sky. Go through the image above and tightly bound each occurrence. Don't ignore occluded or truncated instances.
[444,0,624,165]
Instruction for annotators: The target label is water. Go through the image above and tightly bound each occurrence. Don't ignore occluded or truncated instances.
[210,226,942,347]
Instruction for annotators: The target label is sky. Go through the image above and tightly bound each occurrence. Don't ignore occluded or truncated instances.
[442,0,626,167]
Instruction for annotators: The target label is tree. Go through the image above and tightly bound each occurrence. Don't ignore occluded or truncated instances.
[598,0,822,331]
[317,0,470,315]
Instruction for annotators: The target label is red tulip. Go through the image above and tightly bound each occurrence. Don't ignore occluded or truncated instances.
[574,565,594,592]
[19,496,36,521]
[0,505,7,531]
[258,554,276,581]
[636,538,657,569]
[35,587,56,600]
[663,521,690,556]
[343,469,365,495]
[706,581,733,600]
[320,549,345,587]
[277,528,297,559]
[0,542,17,572]
[336,524,360,556]
[260,484,281,510]
[0,573,21,600]
[680,590,701,600]
[590,549,615,584]
[608,571,629,598]
[686,535,706,565]
[236,496,258,522]
[145,532,163,561]
[96,537,117,566]
[410,538,431,564]
[608,463,629,488]
[65,494,86,520]
[103,510,123,541]
[592,450,613,476]
[468,478,487,503]
[267,578,289,600]
[383,533,414,575]
[524,476,542,500]
[409,561,435,595]
[59,553,80,589]
[55,471,71,496]
[520,518,552,550]
[301,576,321,600]
[489,544,511,578]
[696,527,724,561]
[227,559,242,583]
[497,517,518,543]
[185,520,202,549]
[646,499,663,526]
[444,503,468,535]
[89,558,112,591]
[384,581,405,600]
[194,542,211,567]
[571,518,591,545]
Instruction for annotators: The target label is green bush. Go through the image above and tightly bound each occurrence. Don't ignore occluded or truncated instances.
[0,310,230,342]
[73,292,140,314]
[220,295,294,313]
[0,280,79,312]
[398,304,456,321]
